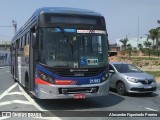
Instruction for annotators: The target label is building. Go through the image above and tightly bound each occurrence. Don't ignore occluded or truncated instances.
[109,43,120,51]
[0,40,11,64]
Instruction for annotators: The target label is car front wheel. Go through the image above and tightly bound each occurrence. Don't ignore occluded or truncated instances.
[116,82,127,95]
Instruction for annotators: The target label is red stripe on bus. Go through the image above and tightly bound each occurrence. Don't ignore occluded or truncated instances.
[55,80,72,85]
[35,78,51,85]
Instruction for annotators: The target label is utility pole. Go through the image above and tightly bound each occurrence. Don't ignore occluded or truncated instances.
[12,20,17,34]
[137,16,139,48]
[0,20,17,35]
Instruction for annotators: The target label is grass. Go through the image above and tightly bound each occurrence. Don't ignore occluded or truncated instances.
[130,57,160,60]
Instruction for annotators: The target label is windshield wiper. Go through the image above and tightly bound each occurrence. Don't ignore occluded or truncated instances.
[89,26,94,34]
[57,25,74,59]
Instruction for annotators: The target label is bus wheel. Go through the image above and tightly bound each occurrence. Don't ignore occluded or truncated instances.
[25,74,29,94]
[24,74,36,99]
[12,67,17,82]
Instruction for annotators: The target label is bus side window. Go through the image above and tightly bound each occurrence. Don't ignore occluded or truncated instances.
[26,32,30,45]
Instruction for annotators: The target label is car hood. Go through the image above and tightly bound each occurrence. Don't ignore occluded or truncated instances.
[122,72,154,80]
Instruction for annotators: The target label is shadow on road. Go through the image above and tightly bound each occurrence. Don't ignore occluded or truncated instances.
[35,93,124,110]
[109,87,159,98]
[127,92,159,97]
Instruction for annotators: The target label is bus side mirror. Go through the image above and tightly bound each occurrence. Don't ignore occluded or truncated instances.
[32,33,36,49]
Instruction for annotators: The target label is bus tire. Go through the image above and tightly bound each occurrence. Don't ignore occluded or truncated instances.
[12,67,17,82]
[25,73,29,94]
[25,73,36,99]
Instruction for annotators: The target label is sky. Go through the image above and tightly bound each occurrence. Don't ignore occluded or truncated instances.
[0,0,160,44]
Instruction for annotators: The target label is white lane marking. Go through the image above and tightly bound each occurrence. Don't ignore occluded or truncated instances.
[145,107,158,111]
[0,100,32,106]
[33,117,57,120]
[18,85,61,120]
[7,92,23,95]
[0,83,18,100]
[18,85,45,111]
[0,117,10,120]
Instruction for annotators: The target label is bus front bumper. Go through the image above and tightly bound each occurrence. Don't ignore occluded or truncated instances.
[34,81,109,99]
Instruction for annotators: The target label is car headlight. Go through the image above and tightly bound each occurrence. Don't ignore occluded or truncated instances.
[127,77,139,83]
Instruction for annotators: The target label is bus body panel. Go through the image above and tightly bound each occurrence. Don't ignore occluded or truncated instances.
[10,7,109,99]
[34,64,109,99]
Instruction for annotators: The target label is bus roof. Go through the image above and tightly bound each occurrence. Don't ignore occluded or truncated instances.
[11,7,103,43]
[34,7,102,16]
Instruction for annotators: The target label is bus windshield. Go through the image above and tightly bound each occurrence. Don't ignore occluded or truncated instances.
[38,28,108,68]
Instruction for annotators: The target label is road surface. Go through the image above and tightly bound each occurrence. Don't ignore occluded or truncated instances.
[0,67,160,120]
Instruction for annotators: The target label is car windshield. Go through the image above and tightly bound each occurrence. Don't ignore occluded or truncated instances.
[37,28,108,68]
[113,64,142,73]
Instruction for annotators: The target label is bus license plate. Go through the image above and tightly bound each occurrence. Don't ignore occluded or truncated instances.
[74,94,86,99]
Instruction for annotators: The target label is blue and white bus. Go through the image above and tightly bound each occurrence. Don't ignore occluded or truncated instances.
[10,7,109,99]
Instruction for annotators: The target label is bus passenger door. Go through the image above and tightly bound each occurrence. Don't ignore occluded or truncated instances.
[14,40,19,80]
[29,29,36,92]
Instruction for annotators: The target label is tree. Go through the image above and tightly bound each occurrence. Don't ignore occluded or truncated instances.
[126,44,132,59]
[126,44,132,49]
[144,40,152,48]
[119,37,128,50]
[138,43,143,50]
[147,27,160,50]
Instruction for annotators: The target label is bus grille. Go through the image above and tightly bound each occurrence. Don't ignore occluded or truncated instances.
[59,87,99,94]
[52,67,106,77]
[41,65,107,77]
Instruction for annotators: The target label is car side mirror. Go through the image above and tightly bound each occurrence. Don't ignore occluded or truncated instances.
[109,70,115,73]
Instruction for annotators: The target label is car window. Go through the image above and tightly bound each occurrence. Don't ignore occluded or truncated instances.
[113,64,142,73]
[109,64,114,70]
[128,64,142,72]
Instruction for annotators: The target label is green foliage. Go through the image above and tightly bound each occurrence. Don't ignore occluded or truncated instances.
[141,48,160,56]
[145,71,160,77]
[147,27,160,50]
[119,37,128,50]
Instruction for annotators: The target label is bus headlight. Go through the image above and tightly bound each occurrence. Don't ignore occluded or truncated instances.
[48,77,55,84]
[102,73,109,82]
[105,73,109,80]
[38,71,55,84]
[41,74,47,80]
[102,77,106,81]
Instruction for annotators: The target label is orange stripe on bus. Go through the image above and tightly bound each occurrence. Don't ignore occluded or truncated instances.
[35,78,51,85]
[55,80,72,85]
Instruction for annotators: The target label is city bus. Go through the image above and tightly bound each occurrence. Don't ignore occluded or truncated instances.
[10,7,109,99]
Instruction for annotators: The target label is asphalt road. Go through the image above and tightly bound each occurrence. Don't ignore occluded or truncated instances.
[0,67,160,120]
